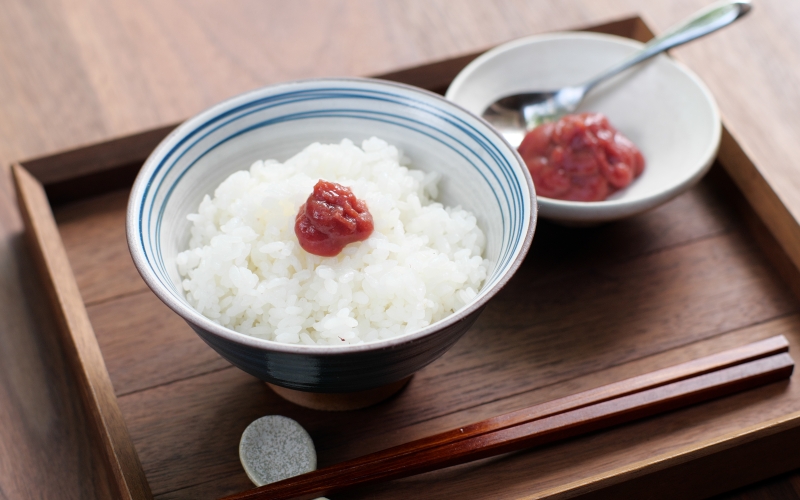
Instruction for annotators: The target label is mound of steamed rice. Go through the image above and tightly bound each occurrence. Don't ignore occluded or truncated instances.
[176,137,489,345]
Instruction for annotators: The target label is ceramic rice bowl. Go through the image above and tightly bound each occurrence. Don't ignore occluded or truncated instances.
[127,78,536,394]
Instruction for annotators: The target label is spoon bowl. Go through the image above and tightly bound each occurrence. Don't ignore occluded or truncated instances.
[482,86,584,146]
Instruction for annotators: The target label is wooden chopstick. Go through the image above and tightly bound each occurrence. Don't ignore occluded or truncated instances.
[222,336,793,500]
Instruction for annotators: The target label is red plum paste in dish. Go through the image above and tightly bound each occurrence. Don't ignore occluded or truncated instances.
[517,112,645,202]
[295,180,374,257]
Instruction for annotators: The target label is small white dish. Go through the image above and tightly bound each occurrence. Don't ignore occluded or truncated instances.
[446,32,721,224]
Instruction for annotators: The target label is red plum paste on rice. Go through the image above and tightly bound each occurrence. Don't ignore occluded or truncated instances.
[295,180,374,257]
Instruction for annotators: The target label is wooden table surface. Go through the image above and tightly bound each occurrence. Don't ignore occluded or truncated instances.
[2,1,800,498]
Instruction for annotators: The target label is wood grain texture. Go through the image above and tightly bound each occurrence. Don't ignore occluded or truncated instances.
[716,128,800,285]
[13,110,789,499]
[0,164,117,500]
[34,15,800,496]
[12,165,152,500]
[224,340,795,500]
[87,291,229,396]
[130,316,800,499]
[2,1,800,499]
[51,168,796,499]
[55,189,150,305]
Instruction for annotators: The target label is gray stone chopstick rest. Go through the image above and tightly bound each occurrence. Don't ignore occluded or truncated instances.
[239,415,317,487]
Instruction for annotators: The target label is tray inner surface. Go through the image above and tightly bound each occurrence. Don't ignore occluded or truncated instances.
[28,17,800,500]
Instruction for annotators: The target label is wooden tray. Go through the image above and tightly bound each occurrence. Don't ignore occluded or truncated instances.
[11,17,800,500]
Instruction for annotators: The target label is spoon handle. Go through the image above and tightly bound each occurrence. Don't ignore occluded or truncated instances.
[584,0,751,93]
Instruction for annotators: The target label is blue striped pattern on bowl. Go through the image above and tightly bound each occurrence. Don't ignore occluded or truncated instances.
[133,79,532,315]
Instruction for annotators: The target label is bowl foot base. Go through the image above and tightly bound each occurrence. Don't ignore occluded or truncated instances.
[266,376,412,411]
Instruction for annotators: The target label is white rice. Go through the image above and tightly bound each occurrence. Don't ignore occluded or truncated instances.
[176,137,489,345]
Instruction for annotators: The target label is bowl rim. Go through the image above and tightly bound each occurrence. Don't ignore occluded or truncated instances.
[126,76,537,356]
[445,31,722,219]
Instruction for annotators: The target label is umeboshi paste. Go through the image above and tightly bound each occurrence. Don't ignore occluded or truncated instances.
[517,112,645,202]
[295,180,374,257]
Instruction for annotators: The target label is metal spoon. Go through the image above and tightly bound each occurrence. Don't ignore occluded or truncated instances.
[482,0,751,145]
